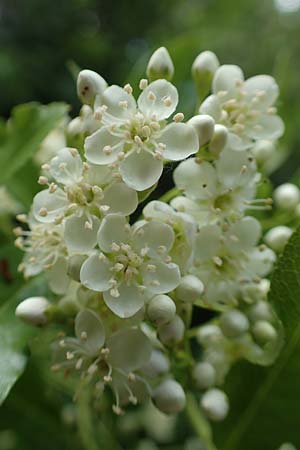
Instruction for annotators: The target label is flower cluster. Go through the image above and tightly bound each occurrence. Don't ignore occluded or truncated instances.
[15,47,287,423]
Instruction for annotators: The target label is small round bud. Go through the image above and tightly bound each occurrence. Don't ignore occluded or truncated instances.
[248,301,273,322]
[196,324,222,345]
[153,379,186,414]
[141,350,170,378]
[252,320,277,345]
[209,124,228,156]
[15,296,49,325]
[188,115,215,147]
[279,443,297,450]
[175,275,204,303]
[201,388,229,422]
[193,362,216,390]
[264,226,293,253]
[273,183,300,210]
[219,309,249,338]
[146,47,174,81]
[251,140,274,164]
[147,294,176,325]
[158,315,185,345]
[77,69,107,105]
[192,51,220,97]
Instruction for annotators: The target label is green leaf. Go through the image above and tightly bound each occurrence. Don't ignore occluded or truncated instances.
[0,102,68,185]
[214,230,300,450]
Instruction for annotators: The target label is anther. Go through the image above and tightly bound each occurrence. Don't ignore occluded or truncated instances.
[173,112,184,122]
[123,83,133,95]
[139,79,148,90]
[39,207,48,217]
[38,176,48,185]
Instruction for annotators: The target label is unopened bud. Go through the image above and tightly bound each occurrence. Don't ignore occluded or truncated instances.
[141,350,170,378]
[201,388,229,422]
[77,69,107,105]
[264,226,293,253]
[188,115,215,147]
[209,124,228,156]
[219,309,249,338]
[273,183,300,210]
[251,140,274,164]
[153,379,186,414]
[252,320,277,345]
[192,51,220,99]
[146,47,174,81]
[248,300,273,322]
[158,315,184,345]
[196,324,222,345]
[175,275,204,304]
[15,296,49,325]
[193,362,216,390]
[147,294,176,325]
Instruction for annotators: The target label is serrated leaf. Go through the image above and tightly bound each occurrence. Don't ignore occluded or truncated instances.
[0,102,68,185]
[214,230,300,450]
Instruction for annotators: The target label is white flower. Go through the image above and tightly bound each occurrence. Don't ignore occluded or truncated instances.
[32,148,138,253]
[142,200,197,272]
[80,214,181,318]
[53,309,152,414]
[200,65,284,150]
[84,79,199,191]
[68,105,101,137]
[172,148,259,224]
[190,217,276,309]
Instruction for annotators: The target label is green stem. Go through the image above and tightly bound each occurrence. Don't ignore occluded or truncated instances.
[159,187,180,203]
[185,392,218,450]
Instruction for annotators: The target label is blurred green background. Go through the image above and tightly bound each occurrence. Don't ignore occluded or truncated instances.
[1,0,300,449]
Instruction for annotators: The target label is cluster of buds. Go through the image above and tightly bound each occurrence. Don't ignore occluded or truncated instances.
[15,46,287,422]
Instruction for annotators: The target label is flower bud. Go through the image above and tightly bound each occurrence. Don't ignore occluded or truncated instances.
[273,183,300,210]
[193,362,216,390]
[192,51,220,98]
[264,226,293,253]
[175,275,204,304]
[252,320,277,345]
[248,300,273,322]
[153,379,186,414]
[147,294,176,325]
[146,47,174,81]
[77,69,107,105]
[158,315,185,345]
[196,324,222,345]
[15,296,49,325]
[188,115,215,147]
[200,388,229,422]
[219,309,249,338]
[209,124,228,156]
[141,350,170,378]
[251,140,274,164]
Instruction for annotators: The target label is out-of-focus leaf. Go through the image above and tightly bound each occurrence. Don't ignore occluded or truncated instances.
[0,244,23,304]
[0,102,68,184]
[214,230,300,450]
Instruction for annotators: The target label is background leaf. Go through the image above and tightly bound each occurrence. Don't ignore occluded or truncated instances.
[213,230,300,450]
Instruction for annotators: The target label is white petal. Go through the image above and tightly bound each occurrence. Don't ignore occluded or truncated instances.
[84,126,123,165]
[137,79,178,120]
[244,75,279,108]
[143,200,174,221]
[32,188,67,223]
[227,132,252,151]
[75,309,105,354]
[248,247,276,277]
[195,225,222,261]
[199,95,222,121]
[120,150,163,191]
[143,261,181,295]
[173,158,218,200]
[216,147,256,188]
[80,253,112,291]
[227,216,261,252]
[64,215,100,253]
[48,257,70,295]
[107,328,152,370]
[97,214,130,253]
[102,182,138,215]
[212,65,244,97]
[86,164,113,186]
[49,148,83,185]
[101,85,136,119]
[103,283,145,318]
[134,221,175,258]
[245,114,284,141]
[159,122,199,161]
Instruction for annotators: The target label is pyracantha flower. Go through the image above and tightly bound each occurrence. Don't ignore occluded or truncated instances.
[200,65,284,150]
[84,79,199,191]
[80,214,181,318]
